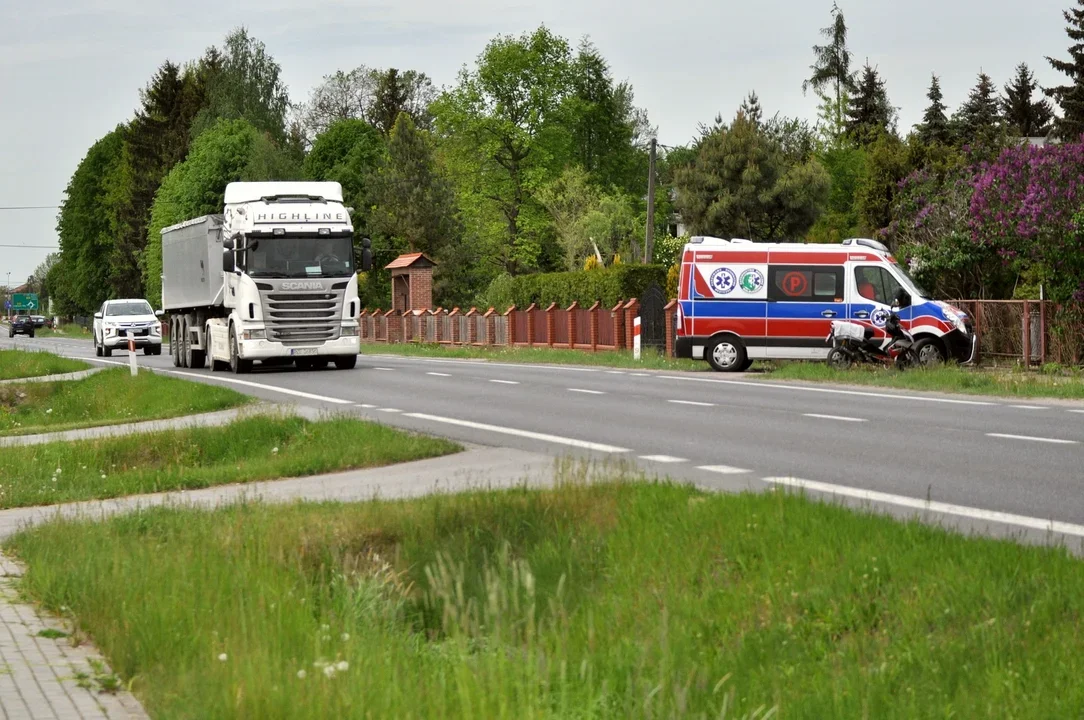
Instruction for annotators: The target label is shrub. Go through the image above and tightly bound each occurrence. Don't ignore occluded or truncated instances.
[482,265,667,311]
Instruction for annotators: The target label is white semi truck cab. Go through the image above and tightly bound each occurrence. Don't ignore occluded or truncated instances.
[161,181,372,373]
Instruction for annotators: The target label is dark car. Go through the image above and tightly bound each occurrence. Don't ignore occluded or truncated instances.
[30,315,46,328]
[8,315,34,338]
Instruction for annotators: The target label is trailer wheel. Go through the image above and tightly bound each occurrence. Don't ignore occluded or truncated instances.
[706,336,747,373]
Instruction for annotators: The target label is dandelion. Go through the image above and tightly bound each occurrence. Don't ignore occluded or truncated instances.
[323,665,336,678]
[218,653,228,662]
[101,475,107,480]
[321,624,330,632]
[297,670,307,679]
[272,447,279,454]
[341,633,350,642]
[46,409,53,414]
[335,661,349,672]
[55,468,61,475]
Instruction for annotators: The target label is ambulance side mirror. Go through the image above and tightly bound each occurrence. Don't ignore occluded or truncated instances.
[893,289,911,309]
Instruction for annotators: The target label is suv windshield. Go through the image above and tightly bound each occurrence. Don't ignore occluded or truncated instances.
[106,301,153,317]
[245,236,355,278]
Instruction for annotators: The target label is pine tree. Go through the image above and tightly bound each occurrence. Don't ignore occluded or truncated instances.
[918,73,950,145]
[739,91,763,126]
[1003,63,1054,137]
[803,3,858,133]
[1046,0,1084,140]
[954,71,1002,148]
[846,63,893,144]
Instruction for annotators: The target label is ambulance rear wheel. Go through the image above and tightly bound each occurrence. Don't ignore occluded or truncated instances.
[706,336,746,373]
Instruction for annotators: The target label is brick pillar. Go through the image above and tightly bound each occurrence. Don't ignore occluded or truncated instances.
[589,301,600,352]
[525,303,537,347]
[505,305,517,345]
[401,311,413,343]
[566,302,579,349]
[466,307,478,344]
[484,308,496,346]
[664,300,678,357]
[611,302,625,350]
[385,309,401,343]
[544,302,556,347]
[624,299,640,350]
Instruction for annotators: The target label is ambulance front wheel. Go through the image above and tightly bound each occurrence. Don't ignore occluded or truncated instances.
[706,336,747,373]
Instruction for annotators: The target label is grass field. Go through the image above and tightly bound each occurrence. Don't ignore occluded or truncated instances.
[9,478,1084,718]
[0,349,88,381]
[361,343,703,371]
[767,362,1084,400]
[0,367,248,436]
[0,415,459,509]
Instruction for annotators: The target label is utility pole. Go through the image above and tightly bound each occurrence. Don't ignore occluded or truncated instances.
[644,137,657,264]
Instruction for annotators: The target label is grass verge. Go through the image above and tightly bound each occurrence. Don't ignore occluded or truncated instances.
[361,342,702,371]
[32,323,92,339]
[0,414,459,509]
[0,349,88,381]
[0,367,249,436]
[8,476,1084,718]
[765,362,1084,400]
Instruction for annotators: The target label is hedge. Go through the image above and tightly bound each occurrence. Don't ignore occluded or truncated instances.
[482,265,668,311]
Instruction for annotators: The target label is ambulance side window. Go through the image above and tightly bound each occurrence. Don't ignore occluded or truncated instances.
[768,266,844,301]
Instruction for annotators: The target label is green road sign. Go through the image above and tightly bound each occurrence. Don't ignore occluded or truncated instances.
[12,293,38,312]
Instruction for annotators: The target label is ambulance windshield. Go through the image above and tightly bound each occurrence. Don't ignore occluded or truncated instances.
[891,263,929,299]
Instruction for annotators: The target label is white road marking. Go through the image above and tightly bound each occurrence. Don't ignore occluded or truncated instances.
[366,355,600,373]
[374,367,395,371]
[355,404,377,409]
[404,413,629,453]
[765,476,1084,539]
[986,433,1077,445]
[380,408,402,413]
[804,413,867,423]
[630,373,650,377]
[606,370,626,375]
[426,372,451,377]
[639,455,687,463]
[569,388,604,395]
[698,465,751,475]
[1010,405,1049,410]
[660,375,999,407]
[669,399,714,407]
[1069,409,1084,414]
[169,371,354,404]
[489,379,519,385]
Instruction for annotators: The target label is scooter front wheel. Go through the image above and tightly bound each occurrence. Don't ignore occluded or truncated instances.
[827,347,854,370]
[893,349,920,370]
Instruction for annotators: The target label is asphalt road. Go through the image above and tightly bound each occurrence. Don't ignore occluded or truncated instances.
[5,332,1084,550]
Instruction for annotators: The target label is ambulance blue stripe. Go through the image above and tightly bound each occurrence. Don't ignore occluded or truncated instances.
[682,301,765,318]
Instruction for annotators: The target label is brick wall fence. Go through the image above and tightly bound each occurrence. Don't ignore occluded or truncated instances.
[360,300,681,357]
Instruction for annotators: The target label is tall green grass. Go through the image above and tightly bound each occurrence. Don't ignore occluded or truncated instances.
[0,367,248,436]
[10,477,1084,718]
[0,349,88,381]
[0,415,460,509]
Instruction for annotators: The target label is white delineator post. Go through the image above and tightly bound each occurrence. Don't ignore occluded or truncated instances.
[633,316,641,361]
[127,331,138,376]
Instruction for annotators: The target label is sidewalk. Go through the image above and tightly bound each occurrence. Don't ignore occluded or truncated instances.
[0,554,148,719]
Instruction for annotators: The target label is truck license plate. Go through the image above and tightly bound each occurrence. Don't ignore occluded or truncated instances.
[290,348,318,356]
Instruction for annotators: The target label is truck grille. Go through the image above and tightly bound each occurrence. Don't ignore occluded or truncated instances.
[260,290,343,345]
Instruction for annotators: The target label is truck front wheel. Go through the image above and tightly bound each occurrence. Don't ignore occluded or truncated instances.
[334,355,357,370]
[229,326,252,374]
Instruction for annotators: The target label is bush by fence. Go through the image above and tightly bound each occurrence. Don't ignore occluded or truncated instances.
[482,265,668,311]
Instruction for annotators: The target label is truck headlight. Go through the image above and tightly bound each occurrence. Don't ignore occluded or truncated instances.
[340,325,359,337]
[242,329,266,340]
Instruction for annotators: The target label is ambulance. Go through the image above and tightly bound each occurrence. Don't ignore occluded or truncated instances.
[674,236,977,372]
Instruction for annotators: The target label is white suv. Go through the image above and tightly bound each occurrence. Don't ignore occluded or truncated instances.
[93,299,164,357]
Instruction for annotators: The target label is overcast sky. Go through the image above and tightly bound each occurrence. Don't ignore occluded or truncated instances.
[0,0,1072,299]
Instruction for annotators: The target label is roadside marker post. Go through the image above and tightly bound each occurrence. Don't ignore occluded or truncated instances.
[633,316,641,361]
[127,331,138,376]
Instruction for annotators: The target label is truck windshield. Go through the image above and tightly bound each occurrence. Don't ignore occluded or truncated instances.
[246,236,355,278]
